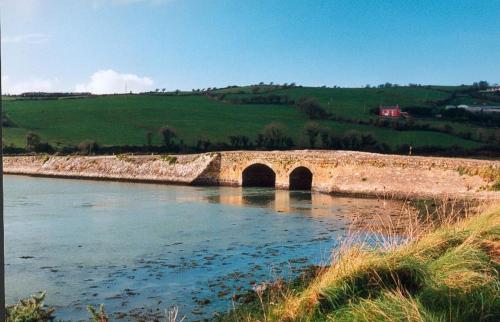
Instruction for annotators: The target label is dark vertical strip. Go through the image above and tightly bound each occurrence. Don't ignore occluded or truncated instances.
[0,19,5,321]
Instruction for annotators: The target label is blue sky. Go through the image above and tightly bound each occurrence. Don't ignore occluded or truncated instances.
[1,0,499,94]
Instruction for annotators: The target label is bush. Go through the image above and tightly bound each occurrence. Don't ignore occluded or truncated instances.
[25,132,41,150]
[6,292,55,322]
[160,155,178,165]
[87,304,109,322]
[158,125,178,149]
[77,140,99,155]
[258,122,294,149]
[303,122,321,148]
[228,135,251,149]
[296,97,329,119]
[25,132,55,153]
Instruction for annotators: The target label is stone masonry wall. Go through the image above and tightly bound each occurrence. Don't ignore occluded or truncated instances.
[216,150,500,200]
[4,150,500,200]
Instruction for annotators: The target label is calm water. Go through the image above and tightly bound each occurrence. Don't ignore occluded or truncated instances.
[5,175,402,321]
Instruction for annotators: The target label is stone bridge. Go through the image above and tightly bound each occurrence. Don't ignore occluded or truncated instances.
[197,150,500,199]
[4,150,500,200]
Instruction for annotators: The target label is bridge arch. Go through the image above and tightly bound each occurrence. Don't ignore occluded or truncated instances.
[289,166,313,190]
[242,163,276,187]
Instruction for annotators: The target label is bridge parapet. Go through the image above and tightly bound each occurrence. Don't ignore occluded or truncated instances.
[217,150,500,199]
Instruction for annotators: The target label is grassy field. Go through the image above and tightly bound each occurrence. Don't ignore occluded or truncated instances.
[220,86,450,120]
[221,202,500,321]
[2,85,496,151]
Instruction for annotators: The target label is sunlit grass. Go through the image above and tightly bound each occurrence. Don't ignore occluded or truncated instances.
[220,200,500,321]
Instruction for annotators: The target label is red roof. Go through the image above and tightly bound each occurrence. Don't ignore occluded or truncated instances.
[379,105,401,117]
[379,104,400,110]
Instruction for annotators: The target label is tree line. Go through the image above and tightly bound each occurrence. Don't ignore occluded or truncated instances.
[4,121,499,158]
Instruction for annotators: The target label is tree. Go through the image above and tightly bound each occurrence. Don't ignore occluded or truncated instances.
[260,122,293,149]
[341,130,362,149]
[196,138,211,151]
[319,128,341,149]
[296,97,328,119]
[77,140,99,155]
[158,126,177,149]
[320,129,331,148]
[479,81,489,90]
[26,132,41,151]
[473,81,489,91]
[304,122,321,148]
[229,135,250,148]
[361,133,377,147]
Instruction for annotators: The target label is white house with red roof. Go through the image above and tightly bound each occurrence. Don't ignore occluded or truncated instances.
[379,104,405,117]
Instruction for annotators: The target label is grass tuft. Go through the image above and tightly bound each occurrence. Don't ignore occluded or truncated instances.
[220,201,500,322]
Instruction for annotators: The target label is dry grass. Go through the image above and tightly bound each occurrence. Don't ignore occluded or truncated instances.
[220,199,500,322]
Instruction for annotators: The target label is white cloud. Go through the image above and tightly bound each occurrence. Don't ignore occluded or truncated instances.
[75,69,154,94]
[1,33,50,45]
[2,75,59,94]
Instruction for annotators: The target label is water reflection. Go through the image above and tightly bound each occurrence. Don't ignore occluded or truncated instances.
[207,188,404,224]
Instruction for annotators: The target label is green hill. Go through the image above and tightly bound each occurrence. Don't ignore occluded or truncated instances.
[2,85,499,154]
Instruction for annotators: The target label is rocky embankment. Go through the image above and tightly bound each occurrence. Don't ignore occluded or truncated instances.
[3,154,218,184]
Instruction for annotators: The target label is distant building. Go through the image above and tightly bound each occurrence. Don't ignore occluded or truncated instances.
[379,104,408,117]
[455,104,500,113]
[485,86,500,92]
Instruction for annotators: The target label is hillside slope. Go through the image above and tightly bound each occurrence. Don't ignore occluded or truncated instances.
[2,85,498,153]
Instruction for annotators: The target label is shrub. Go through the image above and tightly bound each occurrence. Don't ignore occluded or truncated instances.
[296,97,328,119]
[25,132,41,150]
[158,125,177,149]
[303,122,321,148]
[6,292,55,322]
[160,155,178,165]
[228,135,251,149]
[78,140,99,155]
[116,153,133,162]
[87,304,109,322]
[259,122,294,149]
[25,132,55,153]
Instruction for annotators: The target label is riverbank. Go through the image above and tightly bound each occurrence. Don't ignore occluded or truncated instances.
[219,202,500,321]
[4,151,500,200]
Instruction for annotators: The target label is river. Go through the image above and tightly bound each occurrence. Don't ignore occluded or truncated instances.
[4,175,404,320]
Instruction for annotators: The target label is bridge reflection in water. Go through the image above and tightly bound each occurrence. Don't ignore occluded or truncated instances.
[205,188,408,233]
